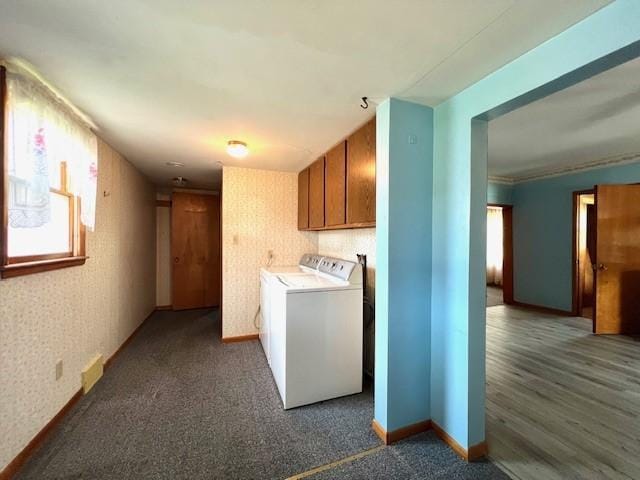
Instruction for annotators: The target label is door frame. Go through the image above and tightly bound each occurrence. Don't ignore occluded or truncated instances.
[488,203,514,304]
[571,188,596,320]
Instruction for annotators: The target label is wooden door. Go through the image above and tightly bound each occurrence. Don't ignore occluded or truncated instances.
[325,141,346,226]
[502,206,514,304]
[172,192,221,310]
[298,169,309,230]
[594,184,640,334]
[309,157,325,228]
[347,117,376,224]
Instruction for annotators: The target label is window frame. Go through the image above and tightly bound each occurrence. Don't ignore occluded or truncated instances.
[0,66,87,279]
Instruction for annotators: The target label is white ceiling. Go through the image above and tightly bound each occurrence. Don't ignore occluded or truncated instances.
[489,56,640,180]
[0,0,609,189]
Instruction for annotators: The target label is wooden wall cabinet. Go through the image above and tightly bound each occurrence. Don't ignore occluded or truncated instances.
[298,116,375,231]
[325,141,346,226]
[347,117,376,224]
[297,168,309,229]
[308,157,325,228]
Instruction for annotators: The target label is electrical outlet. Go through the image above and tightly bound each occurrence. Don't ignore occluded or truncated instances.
[408,134,417,144]
[55,359,63,381]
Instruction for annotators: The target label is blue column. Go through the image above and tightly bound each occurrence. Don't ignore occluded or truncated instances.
[374,98,434,432]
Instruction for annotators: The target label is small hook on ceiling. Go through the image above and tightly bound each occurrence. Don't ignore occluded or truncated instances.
[360,97,369,109]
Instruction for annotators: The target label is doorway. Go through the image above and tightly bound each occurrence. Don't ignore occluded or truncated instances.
[573,185,640,333]
[482,50,640,478]
[592,184,640,334]
[171,191,221,310]
[486,204,513,307]
[573,190,595,320]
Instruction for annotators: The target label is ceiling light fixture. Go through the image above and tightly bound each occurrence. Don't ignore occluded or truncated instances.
[166,161,184,167]
[227,140,249,159]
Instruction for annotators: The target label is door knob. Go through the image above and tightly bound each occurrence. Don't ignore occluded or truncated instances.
[174,257,180,263]
[597,263,608,271]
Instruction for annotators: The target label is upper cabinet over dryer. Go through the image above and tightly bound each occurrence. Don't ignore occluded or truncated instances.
[297,116,376,231]
[346,118,376,225]
[325,141,347,227]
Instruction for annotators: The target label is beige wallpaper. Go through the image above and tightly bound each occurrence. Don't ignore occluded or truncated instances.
[317,228,376,301]
[0,139,156,471]
[221,166,317,338]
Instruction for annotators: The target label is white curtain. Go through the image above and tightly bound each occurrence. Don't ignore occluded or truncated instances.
[487,207,503,286]
[6,69,98,230]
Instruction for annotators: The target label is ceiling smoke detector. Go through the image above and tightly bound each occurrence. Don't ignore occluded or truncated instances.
[172,176,188,187]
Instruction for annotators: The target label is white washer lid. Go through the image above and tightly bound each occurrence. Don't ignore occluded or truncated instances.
[276,273,360,292]
[263,265,306,274]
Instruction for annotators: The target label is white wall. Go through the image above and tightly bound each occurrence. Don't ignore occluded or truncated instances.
[221,166,317,338]
[0,139,156,471]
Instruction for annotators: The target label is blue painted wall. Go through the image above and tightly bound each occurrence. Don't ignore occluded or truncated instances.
[487,182,513,205]
[431,0,640,449]
[512,161,640,312]
[375,99,433,432]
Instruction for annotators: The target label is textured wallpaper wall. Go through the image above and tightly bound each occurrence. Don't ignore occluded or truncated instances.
[317,228,376,301]
[0,139,156,471]
[221,166,317,338]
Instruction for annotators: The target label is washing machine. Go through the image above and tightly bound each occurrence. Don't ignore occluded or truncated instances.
[259,254,324,365]
[268,256,363,409]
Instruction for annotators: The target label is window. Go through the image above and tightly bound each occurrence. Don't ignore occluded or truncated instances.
[1,65,97,278]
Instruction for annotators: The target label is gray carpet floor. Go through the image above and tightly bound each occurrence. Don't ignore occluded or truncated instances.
[16,309,509,480]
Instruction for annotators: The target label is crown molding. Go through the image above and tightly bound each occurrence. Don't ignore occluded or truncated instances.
[489,152,640,186]
[487,175,514,185]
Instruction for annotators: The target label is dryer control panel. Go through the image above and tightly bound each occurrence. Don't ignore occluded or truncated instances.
[299,254,324,270]
[318,257,357,282]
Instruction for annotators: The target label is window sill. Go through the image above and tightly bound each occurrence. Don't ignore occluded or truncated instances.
[1,256,88,279]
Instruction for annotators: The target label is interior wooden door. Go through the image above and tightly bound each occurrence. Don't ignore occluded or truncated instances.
[594,184,640,334]
[172,192,221,310]
[502,206,514,304]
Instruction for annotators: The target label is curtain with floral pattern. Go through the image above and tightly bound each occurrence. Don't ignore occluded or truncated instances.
[6,68,98,230]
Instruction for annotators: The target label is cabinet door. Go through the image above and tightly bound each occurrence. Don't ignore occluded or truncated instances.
[297,168,309,230]
[347,117,376,224]
[309,157,325,228]
[325,141,346,226]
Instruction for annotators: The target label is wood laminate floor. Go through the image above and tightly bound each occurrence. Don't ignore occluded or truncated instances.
[487,285,504,307]
[486,305,640,480]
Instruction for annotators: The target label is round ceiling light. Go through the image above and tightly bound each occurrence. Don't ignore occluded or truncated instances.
[166,161,184,167]
[226,140,249,159]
